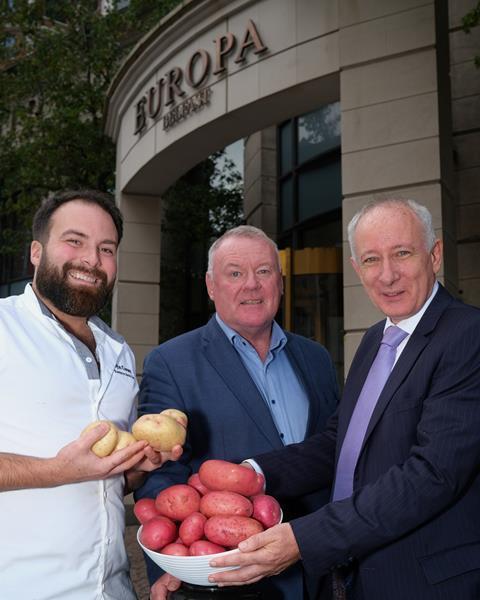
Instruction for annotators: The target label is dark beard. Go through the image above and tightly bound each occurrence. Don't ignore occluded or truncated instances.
[35,257,114,318]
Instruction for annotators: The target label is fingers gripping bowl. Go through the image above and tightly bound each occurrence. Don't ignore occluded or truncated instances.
[135,459,283,587]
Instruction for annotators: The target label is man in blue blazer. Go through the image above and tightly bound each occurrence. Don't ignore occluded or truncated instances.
[211,199,480,599]
[137,225,339,599]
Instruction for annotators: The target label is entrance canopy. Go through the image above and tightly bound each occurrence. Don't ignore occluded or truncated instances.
[105,0,339,195]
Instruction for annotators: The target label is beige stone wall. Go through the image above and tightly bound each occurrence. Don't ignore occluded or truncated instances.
[112,192,162,376]
[106,0,340,196]
[108,0,341,372]
[340,0,456,373]
[107,0,480,377]
[449,0,480,307]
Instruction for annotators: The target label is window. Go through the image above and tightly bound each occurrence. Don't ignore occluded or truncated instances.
[279,102,341,233]
[277,102,344,383]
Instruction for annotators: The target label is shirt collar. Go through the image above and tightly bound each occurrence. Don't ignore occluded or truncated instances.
[215,313,287,352]
[23,283,53,318]
[384,280,439,335]
[23,283,124,344]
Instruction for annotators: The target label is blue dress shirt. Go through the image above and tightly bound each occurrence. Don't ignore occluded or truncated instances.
[215,314,309,445]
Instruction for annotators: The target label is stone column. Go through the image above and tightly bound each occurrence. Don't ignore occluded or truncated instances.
[339,0,456,372]
[112,192,162,377]
[244,126,278,239]
[449,0,480,307]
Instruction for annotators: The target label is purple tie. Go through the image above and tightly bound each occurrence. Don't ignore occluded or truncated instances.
[333,325,408,501]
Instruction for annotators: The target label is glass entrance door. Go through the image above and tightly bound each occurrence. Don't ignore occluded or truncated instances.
[279,246,344,383]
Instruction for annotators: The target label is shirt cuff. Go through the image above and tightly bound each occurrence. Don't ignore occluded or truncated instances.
[242,459,266,491]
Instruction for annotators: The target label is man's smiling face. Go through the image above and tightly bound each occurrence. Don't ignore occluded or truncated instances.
[205,236,283,339]
[31,200,118,318]
[351,204,442,323]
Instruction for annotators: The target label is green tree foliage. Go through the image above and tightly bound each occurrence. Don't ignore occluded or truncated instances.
[160,152,244,341]
[0,0,180,258]
[462,1,480,67]
[0,0,244,333]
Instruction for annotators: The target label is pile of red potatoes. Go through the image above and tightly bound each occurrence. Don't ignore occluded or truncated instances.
[136,459,282,556]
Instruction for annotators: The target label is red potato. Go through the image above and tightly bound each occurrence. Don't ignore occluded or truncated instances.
[204,515,264,548]
[198,460,263,497]
[179,511,207,546]
[252,494,282,528]
[200,491,253,518]
[160,542,190,556]
[134,498,160,525]
[140,516,177,551]
[155,484,201,521]
[189,540,226,556]
[252,472,265,496]
[188,473,210,496]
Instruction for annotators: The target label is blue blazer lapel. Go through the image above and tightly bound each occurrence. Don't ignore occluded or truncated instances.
[284,334,336,437]
[201,318,283,449]
[284,336,319,437]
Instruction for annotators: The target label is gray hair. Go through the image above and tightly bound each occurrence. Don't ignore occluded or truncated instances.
[347,198,437,262]
[207,225,281,274]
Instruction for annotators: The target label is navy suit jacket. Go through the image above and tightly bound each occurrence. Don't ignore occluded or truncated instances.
[135,316,339,597]
[256,285,480,599]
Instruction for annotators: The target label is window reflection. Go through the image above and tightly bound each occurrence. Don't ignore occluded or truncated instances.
[298,161,342,222]
[277,101,344,383]
[298,102,341,164]
[280,121,293,176]
[280,176,294,230]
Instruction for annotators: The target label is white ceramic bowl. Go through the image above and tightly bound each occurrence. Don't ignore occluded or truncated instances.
[137,528,241,586]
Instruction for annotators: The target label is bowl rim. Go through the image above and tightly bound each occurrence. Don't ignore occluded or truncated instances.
[136,526,241,561]
[136,506,283,561]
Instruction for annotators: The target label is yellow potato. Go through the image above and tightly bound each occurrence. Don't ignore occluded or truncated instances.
[132,413,186,452]
[82,420,118,457]
[160,409,188,428]
[113,430,137,451]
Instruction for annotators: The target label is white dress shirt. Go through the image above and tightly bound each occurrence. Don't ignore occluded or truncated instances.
[0,285,139,600]
[386,281,439,364]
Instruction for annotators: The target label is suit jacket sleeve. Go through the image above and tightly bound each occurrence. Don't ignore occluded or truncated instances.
[258,302,480,585]
[134,347,193,500]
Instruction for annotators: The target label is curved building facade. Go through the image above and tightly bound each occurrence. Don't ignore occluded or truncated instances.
[105,0,480,376]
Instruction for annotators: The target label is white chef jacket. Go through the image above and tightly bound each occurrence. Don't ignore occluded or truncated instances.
[0,284,139,600]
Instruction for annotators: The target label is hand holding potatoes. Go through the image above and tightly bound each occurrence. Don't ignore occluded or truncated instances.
[132,410,187,452]
[81,420,119,457]
[53,423,149,485]
[81,409,187,458]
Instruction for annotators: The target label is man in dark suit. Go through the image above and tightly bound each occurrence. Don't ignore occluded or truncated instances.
[137,225,339,599]
[210,199,480,599]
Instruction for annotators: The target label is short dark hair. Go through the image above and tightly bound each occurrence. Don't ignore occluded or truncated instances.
[32,190,123,243]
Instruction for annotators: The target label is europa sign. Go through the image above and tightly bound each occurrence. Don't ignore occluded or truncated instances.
[134,19,267,134]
